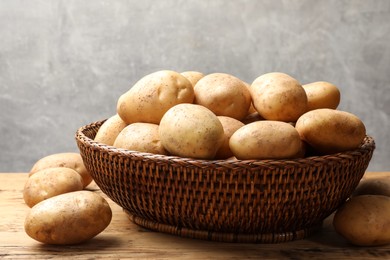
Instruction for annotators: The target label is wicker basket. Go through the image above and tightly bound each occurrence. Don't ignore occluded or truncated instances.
[75,120,375,243]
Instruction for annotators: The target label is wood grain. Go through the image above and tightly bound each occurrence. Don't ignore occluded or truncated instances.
[1,172,390,259]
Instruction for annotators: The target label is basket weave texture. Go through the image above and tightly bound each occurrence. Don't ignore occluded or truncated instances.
[76,120,375,243]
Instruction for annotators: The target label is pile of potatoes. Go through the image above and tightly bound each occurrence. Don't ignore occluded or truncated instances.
[96,70,366,161]
[23,153,112,245]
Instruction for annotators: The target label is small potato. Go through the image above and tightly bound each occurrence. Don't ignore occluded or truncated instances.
[181,71,204,87]
[30,153,92,188]
[229,121,303,160]
[24,190,112,245]
[215,116,244,159]
[117,70,194,124]
[159,104,224,159]
[250,72,308,122]
[94,114,127,146]
[353,177,390,197]
[194,73,251,121]
[113,123,168,155]
[303,81,341,110]
[333,195,390,246]
[23,167,83,208]
[295,108,366,154]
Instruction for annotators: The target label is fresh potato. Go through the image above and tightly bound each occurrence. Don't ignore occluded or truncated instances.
[23,167,83,208]
[244,82,257,115]
[250,72,308,122]
[113,123,168,155]
[353,177,390,197]
[215,116,244,159]
[94,114,127,146]
[181,71,204,87]
[303,81,341,110]
[117,70,194,124]
[333,195,390,246]
[194,73,251,121]
[30,153,92,188]
[229,120,303,160]
[295,108,366,154]
[241,112,264,124]
[24,190,112,245]
[159,103,224,159]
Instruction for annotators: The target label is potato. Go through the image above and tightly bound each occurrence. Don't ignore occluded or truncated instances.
[30,153,92,188]
[94,114,127,146]
[250,72,308,122]
[244,82,257,115]
[295,108,366,154]
[23,167,83,208]
[353,177,390,197]
[117,70,194,124]
[333,195,390,246]
[303,81,341,110]
[241,112,264,124]
[194,73,251,120]
[229,120,303,160]
[159,103,224,159]
[113,123,168,155]
[181,71,204,87]
[215,116,244,159]
[24,190,112,245]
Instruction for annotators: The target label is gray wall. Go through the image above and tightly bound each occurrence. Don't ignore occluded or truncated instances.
[1,0,389,172]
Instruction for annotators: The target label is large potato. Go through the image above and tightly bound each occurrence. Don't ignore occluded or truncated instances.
[159,104,224,159]
[23,167,84,208]
[113,123,167,155]
[181,71,204,87]
[295,108,366,154]
[94,114,127,146]
[117,70,194,124]
[215,116,244,159]
[24,190,112,245]
[194,73,251,121]
[229,121,303,160]
[30,153,92,188]
[333,195,390,246]
[303,81,341,110]
[353,177,390,197]
[250,72,308,122]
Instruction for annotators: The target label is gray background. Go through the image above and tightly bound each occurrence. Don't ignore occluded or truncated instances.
[1,0,389,172]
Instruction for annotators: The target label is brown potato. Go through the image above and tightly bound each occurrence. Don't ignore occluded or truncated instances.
[229,120,303,160]
[159,103,224,159]
[215,116,245,159]
[250,72,308,122]
[295,108,366,154]
[30,153,92,188]
[113,123,168,155]
[181,71,204,87]
[333,195,390,246]
[194,73,251,121]
[303,81,341,110]
[24,190,112,245]
[353,177,390,197]
[23,167,83,208]
[117,70,194,124]
[94,114,127,146]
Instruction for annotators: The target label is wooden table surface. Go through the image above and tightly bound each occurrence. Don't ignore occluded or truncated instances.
[1,172,390,259]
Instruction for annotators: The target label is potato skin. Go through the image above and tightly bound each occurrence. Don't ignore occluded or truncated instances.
[24,190,112,245]
[303,81,341,111]
[250,72,308,122]
[159,104,224,159]
[295,108,366,154]
[30,153,92,188]
[353,177,390,197]
[194,73,251,121]
[94,114,127,146]
[23,167,84,208]
[181,71,204,87]
[229,121,303,160]
[333,195,390,246]
[215,116,244,159]
[113,123,168,155]
[117,70,194,124]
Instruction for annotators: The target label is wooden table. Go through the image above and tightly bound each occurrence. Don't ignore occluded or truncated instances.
[1,172,390,259]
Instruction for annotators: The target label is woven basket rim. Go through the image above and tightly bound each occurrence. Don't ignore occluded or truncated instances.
[75,119,376,167]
